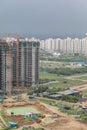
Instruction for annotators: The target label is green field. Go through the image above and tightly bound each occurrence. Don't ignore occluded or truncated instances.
[40,73,84,88]
[7,106,39,115]
[82,89,87,97]
[40,61,63,68]
[76,76,87,80]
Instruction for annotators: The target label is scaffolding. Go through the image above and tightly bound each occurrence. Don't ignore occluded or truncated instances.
[0,40,40,96]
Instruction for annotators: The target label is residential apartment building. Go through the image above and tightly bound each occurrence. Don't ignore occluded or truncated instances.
[40,35,87,55]
[0,39,40,94]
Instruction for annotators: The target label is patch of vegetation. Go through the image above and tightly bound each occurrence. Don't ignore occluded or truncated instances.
[40,99,56,106]
[82,89,87,97]
[48,86,66,95]
[76,76,87,80]
[39,78,55,84]
[36,73,85,95]
[40,52,87,63]
[40,73,84,89]
[46,67,87,76]
[34,86,48,93]
[0,127,11,130]
[62,95,81,103]
[25,117,33,122]
[40,98,87,122]
[57,103,79,115]
[4,118,12,123]
[40,98,80,115]
[80,115,87,122]
[0,110,5,116]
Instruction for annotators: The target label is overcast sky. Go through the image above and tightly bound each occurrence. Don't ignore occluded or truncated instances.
[0,0,87,38]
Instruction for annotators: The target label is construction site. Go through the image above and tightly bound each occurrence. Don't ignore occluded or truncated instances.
[0,37,87,130]
[0,37,40,95]
[1,94,87,130]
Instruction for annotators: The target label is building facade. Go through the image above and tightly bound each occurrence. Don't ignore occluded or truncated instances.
[40,35,87,55]
[0,39,40,94]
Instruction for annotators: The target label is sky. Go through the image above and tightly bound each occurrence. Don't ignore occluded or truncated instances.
[0,0,87,38]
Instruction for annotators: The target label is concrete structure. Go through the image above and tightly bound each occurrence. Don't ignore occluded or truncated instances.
[0,38,40,94]
[40,35,87,55]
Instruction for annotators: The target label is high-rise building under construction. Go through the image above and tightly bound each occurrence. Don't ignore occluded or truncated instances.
[0,38,40,94]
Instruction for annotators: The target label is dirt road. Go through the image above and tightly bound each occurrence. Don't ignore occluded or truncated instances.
[70,83,87,91]
[41,103,87,130]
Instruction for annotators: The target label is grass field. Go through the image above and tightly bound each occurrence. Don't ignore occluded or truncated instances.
[7,106,39,115]
[40,61,63,68]
[76,76,87,80]
[82,89,87,97]
[40,73,84,89]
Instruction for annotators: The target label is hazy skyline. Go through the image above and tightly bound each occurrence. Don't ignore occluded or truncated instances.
[0,0,87,38]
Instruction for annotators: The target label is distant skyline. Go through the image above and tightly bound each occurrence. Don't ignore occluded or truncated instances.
[0,0,87,39]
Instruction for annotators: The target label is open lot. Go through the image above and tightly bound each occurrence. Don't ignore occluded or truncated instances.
[76,76,87,80]
[40,73,86,90]
[1,94,87,130]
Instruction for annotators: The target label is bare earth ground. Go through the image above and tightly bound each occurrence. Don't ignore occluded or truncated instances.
[17,101,87,130]
[28,74,87,130]
[38,103,87,130]
[20,94,87,130]
[70,83,87,91]
[46,118,87,130]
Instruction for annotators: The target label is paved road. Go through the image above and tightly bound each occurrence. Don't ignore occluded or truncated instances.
[70,83,87,91]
